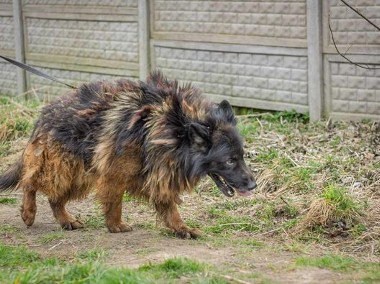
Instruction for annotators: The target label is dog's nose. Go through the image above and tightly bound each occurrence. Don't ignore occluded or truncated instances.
[247,179,257,191]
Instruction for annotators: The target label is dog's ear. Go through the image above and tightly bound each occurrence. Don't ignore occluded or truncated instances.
[188,122,210,153]
[219,100,236,125]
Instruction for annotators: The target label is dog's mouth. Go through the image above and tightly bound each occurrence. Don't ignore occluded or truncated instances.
[209,173,253,197]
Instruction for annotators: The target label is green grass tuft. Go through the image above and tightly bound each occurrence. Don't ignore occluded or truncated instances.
[295,254,380,282]
[77,249,107,261]
[83,214,105,230]
[140,257,206,279]
[295,254,356,271]
[0,224,20,234]
[123,192,133,202]
[38,231,65,244]
[0,197,17,204]
[261,110,309,124]
[322,185,361,219]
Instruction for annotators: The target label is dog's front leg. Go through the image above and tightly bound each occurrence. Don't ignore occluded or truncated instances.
[155,200,201,239]
[96,177,132,233]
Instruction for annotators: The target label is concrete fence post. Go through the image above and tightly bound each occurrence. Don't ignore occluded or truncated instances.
[12,0,26,96]
[307,0,323,120]
[139,0,150,81]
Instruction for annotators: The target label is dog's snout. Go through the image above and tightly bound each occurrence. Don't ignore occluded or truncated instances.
[247,179,257,191]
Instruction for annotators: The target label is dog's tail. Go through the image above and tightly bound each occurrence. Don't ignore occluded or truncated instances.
[0,159,23,192]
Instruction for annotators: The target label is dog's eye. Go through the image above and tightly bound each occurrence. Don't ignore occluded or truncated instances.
[226,159,235,166]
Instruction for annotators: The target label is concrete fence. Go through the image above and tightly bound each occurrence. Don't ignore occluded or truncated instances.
[0,0,379,121]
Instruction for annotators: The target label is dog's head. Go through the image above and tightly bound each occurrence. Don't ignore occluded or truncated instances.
[188,100,257,197]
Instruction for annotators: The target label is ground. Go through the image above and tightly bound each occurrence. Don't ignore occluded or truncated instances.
[0,184,362,284]
[0,98,379,283]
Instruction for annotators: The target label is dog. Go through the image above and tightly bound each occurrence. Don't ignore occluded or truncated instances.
[0,71,256,238]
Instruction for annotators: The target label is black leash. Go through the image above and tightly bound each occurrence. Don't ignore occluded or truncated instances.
[0,55,77,89]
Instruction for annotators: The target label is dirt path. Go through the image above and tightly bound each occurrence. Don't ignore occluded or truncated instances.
[0,192,352,284]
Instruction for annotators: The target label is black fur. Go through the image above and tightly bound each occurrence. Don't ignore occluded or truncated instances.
[0,160,23,191]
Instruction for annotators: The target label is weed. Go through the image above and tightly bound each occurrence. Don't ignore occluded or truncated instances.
[0,224,19,234]
[185,218,202,229]
[38,231,65,244]
[0,197,17,204]
[283,219,298,230]
[255,148,279,163]
[206,207,260,234]
[77,249,107,261]
[262,110,309,124]
[237,122,258,142]
[322,185,361,219]
[238,239,264,248]
[123,192,133,202]
[83,214,105,230]
[350,223,367,237]
[293,168,314,189]
[139,257,206,278]
[0,141,11,157]
[283,241,308,253]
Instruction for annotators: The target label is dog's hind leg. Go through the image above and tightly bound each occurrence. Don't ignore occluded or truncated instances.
[96,178,132,233]
[21,185,37,226]
[49,196,84,230]
[155,200,201,239]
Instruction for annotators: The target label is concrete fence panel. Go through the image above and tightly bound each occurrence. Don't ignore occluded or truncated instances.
[0,0,379,121]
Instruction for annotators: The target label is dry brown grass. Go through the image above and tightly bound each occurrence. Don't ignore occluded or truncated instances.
[238,114,380,258]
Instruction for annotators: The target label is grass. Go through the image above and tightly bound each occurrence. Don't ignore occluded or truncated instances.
[295,254,380,282]
[83,214,105,230]
[0,96,38,157]
[139,257,206,278]
[0,224,20,234]
[0,97,37,139]
[38,231,65,244]
[0,244,40,268]
[77,249,108,261]
[0,243,226,284]
[322,185,361,218]
[0,197,17,204]
[295,254,357,271]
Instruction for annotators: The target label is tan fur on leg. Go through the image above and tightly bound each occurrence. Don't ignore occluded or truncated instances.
[155,201,201,239]
[49,197,83,230]
[21,186,37,226]
[96,177,132,233]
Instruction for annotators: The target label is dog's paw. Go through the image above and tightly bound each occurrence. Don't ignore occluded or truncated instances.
[175,227,202,239]
[61,220,84,230]
[107,222,133,233]
[21,209,36,227]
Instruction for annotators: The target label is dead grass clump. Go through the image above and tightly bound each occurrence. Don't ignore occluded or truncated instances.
[298,198,337,229]
[241,116,380,257]
[292,184,363,240]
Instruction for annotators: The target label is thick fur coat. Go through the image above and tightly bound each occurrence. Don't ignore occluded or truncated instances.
[0,72,256,238]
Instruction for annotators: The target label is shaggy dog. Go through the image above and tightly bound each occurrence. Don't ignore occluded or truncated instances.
[0,71,256,238]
